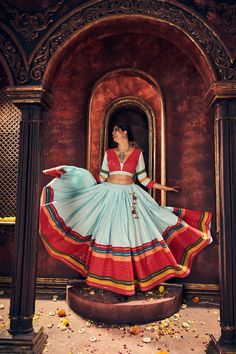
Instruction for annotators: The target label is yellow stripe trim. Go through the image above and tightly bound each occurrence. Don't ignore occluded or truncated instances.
[86,276,133,291]
[91,244,165,261]
[42,206,90,245]
[139,176,148,183]
[42,236,88,275]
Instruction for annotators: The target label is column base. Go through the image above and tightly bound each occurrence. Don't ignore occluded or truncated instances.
[0,327,47,353]
[207,335,236,353]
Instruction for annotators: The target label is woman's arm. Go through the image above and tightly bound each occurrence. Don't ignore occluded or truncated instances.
[153,182,179,192]
[96,151,109,183]
[136,151,155,189]
[136,151,179,192]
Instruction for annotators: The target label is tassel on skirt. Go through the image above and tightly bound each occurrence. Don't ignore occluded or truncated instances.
[40,166,212,296]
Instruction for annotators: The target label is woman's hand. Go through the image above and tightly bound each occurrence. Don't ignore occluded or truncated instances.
[153,183,179,192]
[166,186,179,193]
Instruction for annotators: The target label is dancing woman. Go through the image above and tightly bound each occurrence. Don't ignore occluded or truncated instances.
[40,123,212,296]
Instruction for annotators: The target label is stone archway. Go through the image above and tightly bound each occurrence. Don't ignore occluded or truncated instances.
[41,14,218,90]
[31,1,235,87]
[1,1,234,84]
[1,1,236,352]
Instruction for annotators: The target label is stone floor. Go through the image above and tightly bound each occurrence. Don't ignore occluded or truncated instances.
[0,297,220,354]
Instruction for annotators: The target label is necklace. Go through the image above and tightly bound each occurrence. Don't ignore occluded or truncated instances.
[117,146,130,163]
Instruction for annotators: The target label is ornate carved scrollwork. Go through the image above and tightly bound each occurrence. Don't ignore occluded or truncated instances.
[217,3,236,36]
[29,0,235,83]
[0,30,28,84]
[0,224,15,238]
[1,1,64,42]
[1,0,235,84]
[192,0,236,36]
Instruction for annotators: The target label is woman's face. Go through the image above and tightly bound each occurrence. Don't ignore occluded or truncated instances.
[112,126,126,142]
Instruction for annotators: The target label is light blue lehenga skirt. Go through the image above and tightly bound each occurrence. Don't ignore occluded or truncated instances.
[40,166,212,295]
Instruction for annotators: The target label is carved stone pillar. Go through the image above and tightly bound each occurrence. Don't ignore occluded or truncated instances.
[205,82,236,352]
[0,86,52,353]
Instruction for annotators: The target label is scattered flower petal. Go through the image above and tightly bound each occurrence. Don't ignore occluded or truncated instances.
[89,336,97,342]
[49,311,56,316]
[192,296,200,303]
[57,309,66,317]
[145,325,152,331]
[59,324,67,331]
[181,304,187,309]
[182,322,190,328]
[78,328,86,334]
[47,323,53,328]
[130,326,140,335]
[160,320,168,328]
[60,318,69,326]
[0,304,5,310]
[158,285,165,293]
[143,337,151,343]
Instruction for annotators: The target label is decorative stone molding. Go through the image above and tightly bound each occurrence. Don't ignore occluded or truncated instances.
[192,0,236,36]
[0,223,15,238]
[28,0,235,84]
[0,1,64,42]
[0,28,28,84]
[5,85,53,109]
[1,0,235,84]
[204,81,236,107]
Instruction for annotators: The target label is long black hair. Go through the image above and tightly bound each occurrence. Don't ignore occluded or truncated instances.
[114,123,138,148]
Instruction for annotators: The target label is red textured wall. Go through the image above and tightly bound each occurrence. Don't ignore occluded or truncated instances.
[38,32,218,284]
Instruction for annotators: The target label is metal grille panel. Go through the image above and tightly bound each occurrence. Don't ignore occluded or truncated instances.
[0,90,21,217]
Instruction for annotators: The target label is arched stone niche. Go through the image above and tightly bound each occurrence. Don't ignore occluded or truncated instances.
[87,69,166,204]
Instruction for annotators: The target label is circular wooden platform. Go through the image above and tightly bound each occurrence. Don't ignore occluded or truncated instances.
[66,282,183,324]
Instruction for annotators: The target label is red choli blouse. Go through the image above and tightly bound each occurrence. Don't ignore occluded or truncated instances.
[97,148,155,189]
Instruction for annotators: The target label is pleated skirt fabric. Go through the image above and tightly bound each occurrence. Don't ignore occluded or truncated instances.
[40,166,212,295]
